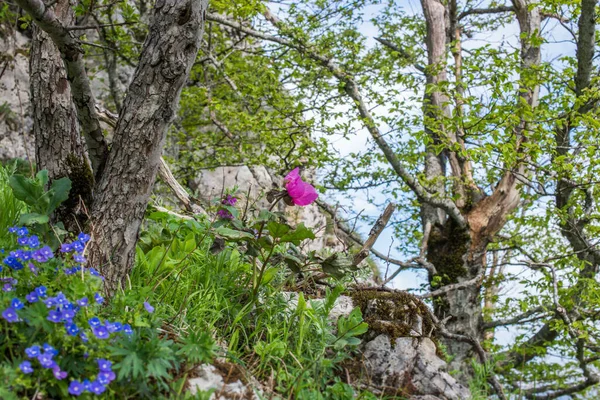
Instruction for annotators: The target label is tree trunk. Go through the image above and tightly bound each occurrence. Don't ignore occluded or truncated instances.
[88,0,208,293]
[30,0,93,230]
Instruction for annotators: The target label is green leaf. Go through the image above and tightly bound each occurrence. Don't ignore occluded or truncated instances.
[19,213,49,226]
[280,223,316,244]
[214,226,255,241]
[9,174,43,205]
[35,169,49,186]
[47,177,72,214]
[267,221,291,238]
[321,253,358,279]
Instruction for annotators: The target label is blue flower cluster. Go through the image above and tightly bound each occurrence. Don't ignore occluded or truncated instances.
[66,359,115,396]
[0,227,145,396]
[2,227,53,272]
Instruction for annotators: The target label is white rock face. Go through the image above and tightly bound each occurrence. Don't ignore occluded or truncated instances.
[0,31,34,161]
[191,166,342,251]
[362,335,470,400]
[188,364,260,400]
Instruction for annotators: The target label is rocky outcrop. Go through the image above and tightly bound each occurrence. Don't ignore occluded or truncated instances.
[332,291,471,400]
[362,335,470,400]
[191,165,342,251]
[0,31,34,161]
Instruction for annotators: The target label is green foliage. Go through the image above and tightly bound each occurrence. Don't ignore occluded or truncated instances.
[132,201,372,398]
[0,163,26,247]
[8,170,71,247]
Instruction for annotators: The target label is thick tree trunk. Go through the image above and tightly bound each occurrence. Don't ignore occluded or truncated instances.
[30,0,93,229]
[88,0,208,293]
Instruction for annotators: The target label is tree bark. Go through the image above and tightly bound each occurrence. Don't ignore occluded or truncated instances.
[30,0,92,230]
[14,0,109,179]
[87,0,208,293]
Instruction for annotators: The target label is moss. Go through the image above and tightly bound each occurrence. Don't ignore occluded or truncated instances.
[426,219,470,285]
[349,289,436,343]
[54,154,95,231]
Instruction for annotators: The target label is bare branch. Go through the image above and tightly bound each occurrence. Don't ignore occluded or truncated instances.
[458,6,514,20]
[418,274,484,299]
[315,199,436,275]
[483,306,546,329]
[353,203,397,267]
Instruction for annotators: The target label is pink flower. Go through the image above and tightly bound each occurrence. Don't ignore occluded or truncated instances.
[284,168,318,206]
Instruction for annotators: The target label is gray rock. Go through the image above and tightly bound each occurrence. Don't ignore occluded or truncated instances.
[191,165,343,252]
[362,335,470,400]
[188,364,260,399]
[0,31,34,161]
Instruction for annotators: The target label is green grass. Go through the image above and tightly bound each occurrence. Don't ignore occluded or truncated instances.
[0,162,26,246]
[130,211,385,399]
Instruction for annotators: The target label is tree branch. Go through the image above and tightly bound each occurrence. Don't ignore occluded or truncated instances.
[15,0,109,179]
[315,199,436,275]
[373,37,425,72]
[418,274,484,299]
[206,11,467,228]
[353,202,396,267]
[483,306,546,329]
[458,6,514,20]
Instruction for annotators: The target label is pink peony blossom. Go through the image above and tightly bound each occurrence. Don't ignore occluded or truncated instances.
[284,168,318,206]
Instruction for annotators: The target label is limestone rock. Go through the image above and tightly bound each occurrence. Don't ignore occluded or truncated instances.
[0,31,34,161]
[188,363,259,400]
[362,335,470,400]
[190,165,342,251]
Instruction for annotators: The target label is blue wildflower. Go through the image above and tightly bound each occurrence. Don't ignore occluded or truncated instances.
[37,352,56,369]
[94,293,104,305]
[123,324,133,335]
[35,285,48,298]
[11,298,24,310]
[97,359,112,372]
[89,380,106,395]
[78,232,91,243]
[26,291,39,303]
[60,243,73,253]
[25,345,41,358]
[92,326,110,339]
[19,361,33,374]
[65,323,79,336]
[72,240,85,253]
[2,307,18,322]
[76,297,89,307]
[88,317,102,327]
[17,236,29,246]
[98,370,116,385]
[52,365,67,380]
[42,343,58,356]
[28,235,40,248]
[47,310,62,323]
[68,380,84,396]
[144,301,154,313]
[16,227,28,237]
